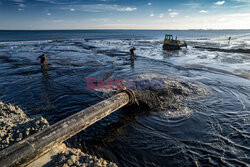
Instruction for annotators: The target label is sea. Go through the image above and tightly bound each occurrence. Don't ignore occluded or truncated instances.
[0,30,249,166]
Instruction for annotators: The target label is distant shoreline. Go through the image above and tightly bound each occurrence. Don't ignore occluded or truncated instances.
[0,29,249,43]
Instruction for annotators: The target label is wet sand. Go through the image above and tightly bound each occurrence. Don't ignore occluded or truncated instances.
[0,101,117,167]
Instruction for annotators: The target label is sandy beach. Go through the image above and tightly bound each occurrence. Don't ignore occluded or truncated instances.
[0,101,117,167]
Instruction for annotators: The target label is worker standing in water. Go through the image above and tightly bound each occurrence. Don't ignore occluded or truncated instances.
[130,47,136,60]
[228,36,231,44]
[37,54,47,71]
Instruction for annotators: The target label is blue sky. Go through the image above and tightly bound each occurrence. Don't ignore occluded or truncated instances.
[0,0,250,30]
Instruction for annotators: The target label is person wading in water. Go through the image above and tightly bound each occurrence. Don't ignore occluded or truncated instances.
[130,47,136,60]
[37,54,47,71]
[228,36,231,44]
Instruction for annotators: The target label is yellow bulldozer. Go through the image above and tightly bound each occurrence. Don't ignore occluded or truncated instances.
[163,34,187,50]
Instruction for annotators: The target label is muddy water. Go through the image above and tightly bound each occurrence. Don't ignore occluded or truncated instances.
[0,30,249,166]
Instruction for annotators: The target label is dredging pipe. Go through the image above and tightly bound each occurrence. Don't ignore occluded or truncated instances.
[0,90,135,167]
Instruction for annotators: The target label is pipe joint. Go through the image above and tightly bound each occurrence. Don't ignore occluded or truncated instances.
[123,89,136,105]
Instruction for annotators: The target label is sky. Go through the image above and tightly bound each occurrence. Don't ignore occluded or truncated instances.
[0,0,250,30]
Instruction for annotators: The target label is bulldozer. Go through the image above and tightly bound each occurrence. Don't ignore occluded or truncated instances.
[163,34,187,50]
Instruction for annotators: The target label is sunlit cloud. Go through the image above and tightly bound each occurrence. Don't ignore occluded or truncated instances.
[169,12,179,17]
[70,8,75,11]
[67,4,137,12]
[215,1,225,5]
[168,9,172,11]
[47,13,51,15]
[150,13,154,17]
[199,10,208,13]
[159,13,164,18]
[148,2,152,6]
[118,7,137,12]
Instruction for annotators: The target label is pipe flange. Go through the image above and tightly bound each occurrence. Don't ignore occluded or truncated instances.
[123,89,136,105]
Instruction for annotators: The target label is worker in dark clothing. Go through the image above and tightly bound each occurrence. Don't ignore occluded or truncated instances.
[130,47,136,60]
[37,54,47,71]
[228,36,231,44]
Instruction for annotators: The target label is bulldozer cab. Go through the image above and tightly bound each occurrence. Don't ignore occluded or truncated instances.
[164,34,180,45]
[165,34,173,41]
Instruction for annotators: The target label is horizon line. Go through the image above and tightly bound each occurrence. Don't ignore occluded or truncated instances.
[0,28,250,31]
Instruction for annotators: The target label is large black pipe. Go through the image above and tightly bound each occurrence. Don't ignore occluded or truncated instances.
[0,90,135,167]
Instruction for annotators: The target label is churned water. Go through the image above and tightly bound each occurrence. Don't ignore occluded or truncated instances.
[0,30,249,166]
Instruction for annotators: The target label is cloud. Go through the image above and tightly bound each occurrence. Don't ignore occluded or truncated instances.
[11,0,25,2]
[36,0,53,3]
[159,14,164,18]
[9,0,26,8]
[69,4,137,12]
[99,0,116,1]
[199,10,208,13]
[18,3,26,7]
[36,0,55,3]
[90,23,136,29]
[148,2,152,6]
[70,8,75,11]
[184,3,200,8]
[47,13,51,15]
[18,8,24,11]
[224,13,250,17]
[169,12,179,17]
[168,9,172,11]
[52,20,64,22]
[118,7,137,12]
[150,13,154,17]
[90,18,109,22]
[215,1,225,5]
[204,12,250,29]
[35,0,69,5]
[235,0,250,2]
[230,4,249,8]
